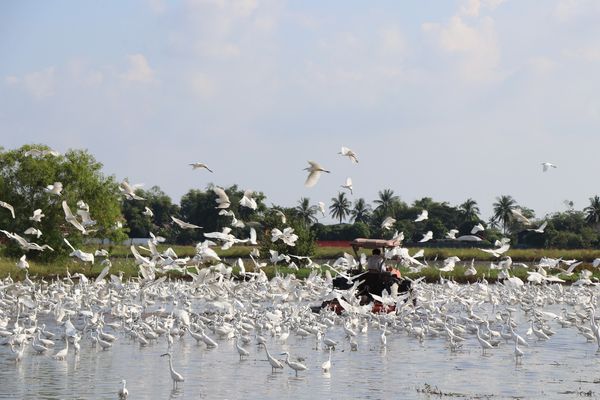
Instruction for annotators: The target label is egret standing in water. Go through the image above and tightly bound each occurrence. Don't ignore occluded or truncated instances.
[118,379,129,399]
[280,352,308,376]
[161,353,185,388]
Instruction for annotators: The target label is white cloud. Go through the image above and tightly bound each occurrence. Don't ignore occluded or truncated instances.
[121,54,155,83]
[190,72,216,97]
[554,0,600,21]
[22,67,56,99]
[4,76,19,85]
[423,15,500,82]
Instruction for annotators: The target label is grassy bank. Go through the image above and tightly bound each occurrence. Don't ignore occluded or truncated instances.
[2,245,600,283]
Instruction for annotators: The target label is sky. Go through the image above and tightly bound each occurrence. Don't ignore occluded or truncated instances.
[2,0,600,223]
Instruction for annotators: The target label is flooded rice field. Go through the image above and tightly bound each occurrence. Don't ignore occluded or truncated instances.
[2,273,600,399]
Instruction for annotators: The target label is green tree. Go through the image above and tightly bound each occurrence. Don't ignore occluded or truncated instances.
[584,195,600,227]
[295,197,318,226]
[459,198,480,221]
[0,145,127,260]
[350,198,372,224]
[121,185,179,239]
[329,192,351,223]
[373,189,399,216]
[492,195,516,234]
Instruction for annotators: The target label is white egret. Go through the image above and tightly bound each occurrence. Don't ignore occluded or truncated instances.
[338,146,359,163]
[414,210,428,222]
[304,161,330,187]
[24,227,42,238]
[53,338,69,360]
[16,255,29,270]
[322,348,332,373]
[171,216,201,229]
[446,229,459,239]
[118,379,129,399]
[29,208,45,222]
[160,353,185,388]
[471,223,485,234]
[527,221,547,234]
[280,352,308,376]
[62,201,88,234]
[44,182,63,196]
[341,177,353,194]
[262,344,284,372]
[318,201,326,217]
[212,186,231,209]
[0,201,15,219]
[381,216,396,230]
[240,189,258,210]
[189,162,213,172]
[541,162,557,172]
[119,180,145,200]
[419,231,433,243]
[235,337,250,360]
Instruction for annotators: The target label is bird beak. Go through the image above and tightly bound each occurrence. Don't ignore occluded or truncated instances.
[160,353,168,357]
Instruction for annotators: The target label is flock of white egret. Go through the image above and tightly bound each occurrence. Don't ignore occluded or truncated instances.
[2,146,599,398]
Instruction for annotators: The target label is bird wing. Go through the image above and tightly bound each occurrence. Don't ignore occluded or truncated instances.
[0,201,15,219]
[304,170,321,187]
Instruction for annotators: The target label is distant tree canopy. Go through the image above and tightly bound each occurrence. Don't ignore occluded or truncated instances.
[0,145,126,260]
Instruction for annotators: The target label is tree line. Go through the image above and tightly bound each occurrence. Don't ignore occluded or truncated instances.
[2,144,600,262]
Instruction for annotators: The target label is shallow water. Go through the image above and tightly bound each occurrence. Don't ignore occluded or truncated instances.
[1,290,600,399]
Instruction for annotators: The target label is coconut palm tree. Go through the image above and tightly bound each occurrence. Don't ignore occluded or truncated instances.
[295,197,317,226]
[350,198,372,224]
[492,195,516,234]
[373,189,399,216]
[459,198,480,221]
[584,195,600,227]
[329,192,351,224]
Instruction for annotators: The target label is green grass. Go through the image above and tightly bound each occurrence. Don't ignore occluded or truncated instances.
[3,245,600,282]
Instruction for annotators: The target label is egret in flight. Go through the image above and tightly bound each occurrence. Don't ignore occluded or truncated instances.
[304,161,330,187]
[190,162,213,172]
[541,162,557,172]
[338,146,359,163]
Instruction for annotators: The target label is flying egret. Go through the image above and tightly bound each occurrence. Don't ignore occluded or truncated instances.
[338,146,359,163]
[24,227,42,238]
[414,210,428,222]
[171,216,201,229]
[446,229,459,239]
[318,201,326,217]
[381,216,396,230]
[240,189,258,210]
[419,231,433,243]
[16,255,29,270]
[119,180,145,200]
[511,208,531,225]
[29,209,45,222]
[212,186,231,209]
[541,162,557,172]
[142,207,154,217]
[189,162,213,172]
[304,161,330,187]
[341,177,353,194]
[160,353,185,388]
[44,182,63,196]
[471,223,485,234]
[62,201,88,234]
[527,221,547,233]
[0,201,15,219]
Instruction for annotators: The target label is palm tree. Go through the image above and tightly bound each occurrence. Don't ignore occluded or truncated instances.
[295,197,317,226]
[492,195,516,234]
[459,198,480,221]
[585,195,600,227]
[329,192,351,224]
[373,189,399,216]
[350,198,372,224]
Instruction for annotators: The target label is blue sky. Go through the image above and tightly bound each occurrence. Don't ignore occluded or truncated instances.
[2,0,600,222]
